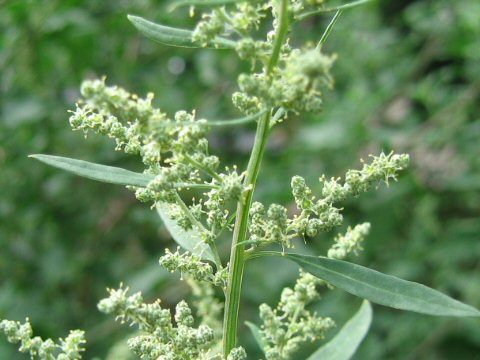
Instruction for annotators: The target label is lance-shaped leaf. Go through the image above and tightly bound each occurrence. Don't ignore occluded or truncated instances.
[245,321,265,354]
[127,15,235,49]
[156,203,215,262]
[30,154,154,187]
[169,0,243,11]
[31,154,214,261]
[254,252,480,317]
[307,300,372,360]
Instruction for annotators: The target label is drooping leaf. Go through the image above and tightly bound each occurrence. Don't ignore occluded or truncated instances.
[245,321,265,354]
[156,203,215,262]
[30,154,154,187]
[254,252,480,317]
[127,15,235,49]
[307,300,372,360]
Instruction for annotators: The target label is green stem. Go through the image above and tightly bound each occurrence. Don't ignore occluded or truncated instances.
[184,153,223,182]
[207,109,267,127]
[222,110,271,357]
[222,0,290,356]
[267,0,290,75]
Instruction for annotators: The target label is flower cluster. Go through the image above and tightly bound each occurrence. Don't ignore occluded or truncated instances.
[259,271,335,360]
[159,248,228,288]
[187,278,224,339]
[234,48,336,114]
[0,318,85,360]
[247,152,409,249]
[98,285,215,360]
[327,222,371,260]
[192,2,267,46]
[291,0,327,17]
[70,78,247,264]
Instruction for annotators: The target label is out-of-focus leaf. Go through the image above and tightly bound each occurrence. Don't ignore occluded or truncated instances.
[127,15,235,49]
[307,300,372,360]
[253,252,480,317]
[30,154,154,187]
[245,321,265,353]
[156,203,214,262]
[169,0,249,11]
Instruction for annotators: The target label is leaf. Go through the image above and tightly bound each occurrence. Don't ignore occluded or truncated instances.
[156,203,214,262]
[168,0,243,11]
[257,252,480,317]
[127,15,235,49]
[307,300,372,360]
[296,0,374,21]
[30,154,154,187]
[245,321,265,353]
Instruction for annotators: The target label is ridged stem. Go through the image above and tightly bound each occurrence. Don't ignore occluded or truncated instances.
[222,0,290,356]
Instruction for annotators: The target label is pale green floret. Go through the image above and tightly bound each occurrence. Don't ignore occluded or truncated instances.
[98,285,215,360]
[226,346,247,360]
[72,78,241,242]
[236,48,335,114]
[159,248,214,283]
[192,2,267,47]
[246,152,407,250]
[0,318,85,360]
[328,222,371,260]
[259,271,335,360]
[192,8,225,46]
[187,278,224,338]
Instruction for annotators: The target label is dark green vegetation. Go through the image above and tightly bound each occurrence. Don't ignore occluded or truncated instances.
[1,0,479,358]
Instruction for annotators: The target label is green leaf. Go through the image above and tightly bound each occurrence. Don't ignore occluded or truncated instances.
[245,321,265,353]
[127,15,236,49]
[30,154,154,187]
[168,0,242,11]
[296,0,374,21]
[307,300,372,360]
[255,252,480,317]
[156,203,214,262]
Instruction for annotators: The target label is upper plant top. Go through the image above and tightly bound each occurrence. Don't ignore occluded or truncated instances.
[2,1,479,360]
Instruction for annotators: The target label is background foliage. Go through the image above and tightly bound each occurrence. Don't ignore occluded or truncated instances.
[1,0,479,358]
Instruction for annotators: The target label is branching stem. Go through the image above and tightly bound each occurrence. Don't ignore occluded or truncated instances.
[222,0,290,356]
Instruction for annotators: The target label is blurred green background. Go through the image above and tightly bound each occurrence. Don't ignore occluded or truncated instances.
[1,0,479,359]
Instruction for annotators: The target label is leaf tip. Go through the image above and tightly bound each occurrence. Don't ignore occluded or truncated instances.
[29,154,43,160]
[127,14,140,25]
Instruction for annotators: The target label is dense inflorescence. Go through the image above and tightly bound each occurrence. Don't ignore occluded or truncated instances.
[0,319,85,360]
[247,152,409,251]
[259,270,335,360]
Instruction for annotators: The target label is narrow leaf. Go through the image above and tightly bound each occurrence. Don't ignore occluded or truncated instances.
[156,203,214,262]
[245,321,265,353]
[30,154,154,187]
[169,0,243,11]
[316,10,342,49]
[297,0,373,21]
[256,252,480,317]
[307,300,372,360]
[127,15,235,49]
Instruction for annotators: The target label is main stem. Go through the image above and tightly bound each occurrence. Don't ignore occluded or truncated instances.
[222,0,289,356]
